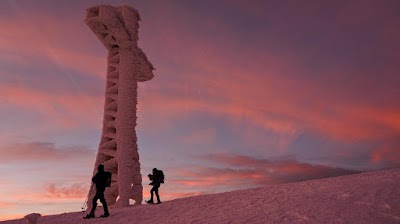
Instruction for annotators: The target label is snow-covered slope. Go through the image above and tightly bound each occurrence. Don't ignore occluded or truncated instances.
[2,168,399,224]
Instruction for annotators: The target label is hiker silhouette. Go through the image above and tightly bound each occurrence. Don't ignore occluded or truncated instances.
[147,168,164,204]
[84,164,110,219]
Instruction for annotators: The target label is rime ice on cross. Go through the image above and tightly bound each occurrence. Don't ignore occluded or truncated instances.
[84,5,154,208]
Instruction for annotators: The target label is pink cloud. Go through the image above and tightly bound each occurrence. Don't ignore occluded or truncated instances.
[9,182,89,203]
[139,83,400,144]
[371,145,400,166]
[0,201,16,208]
[0,84,103,129]
[182,128,216,144]
[0,214,25,221]
[1,2,398,146]
[142,29,400,140]
[0,14,105,78]
[44,183,88,199]
[134,11,400,144]
[0,1,398,181]
[136,1,400,144]
[196,153,360,184]
[172,167,275,188]
[0,141,94,163]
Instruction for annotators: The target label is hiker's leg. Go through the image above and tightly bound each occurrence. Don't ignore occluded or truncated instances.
[149,186,156,201]
[155,185,161,203]
[90,193,100,214]
[99,193,109,215]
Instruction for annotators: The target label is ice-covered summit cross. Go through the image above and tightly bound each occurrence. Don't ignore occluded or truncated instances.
[84,4,154,208]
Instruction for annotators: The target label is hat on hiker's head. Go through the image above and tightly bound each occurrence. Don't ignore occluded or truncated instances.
[98,164,104,171]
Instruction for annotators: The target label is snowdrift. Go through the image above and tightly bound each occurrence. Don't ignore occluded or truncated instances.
[2,168,399,224]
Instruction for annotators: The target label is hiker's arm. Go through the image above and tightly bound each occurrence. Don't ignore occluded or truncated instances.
[92,175,97,183]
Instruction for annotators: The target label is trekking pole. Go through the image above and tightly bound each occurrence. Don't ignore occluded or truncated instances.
[81,196,89,211]
[81,184,94,211]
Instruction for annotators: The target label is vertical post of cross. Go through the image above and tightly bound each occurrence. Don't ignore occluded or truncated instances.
[84,4,154,209]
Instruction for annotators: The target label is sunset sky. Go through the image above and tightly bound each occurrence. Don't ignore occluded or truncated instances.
[1,0,399,221]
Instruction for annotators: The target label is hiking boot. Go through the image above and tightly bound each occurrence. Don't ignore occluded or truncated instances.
[83,213,95,219]
[100,213,109,218]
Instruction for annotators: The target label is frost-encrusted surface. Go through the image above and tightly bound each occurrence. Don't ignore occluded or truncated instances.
[84,4,154,209]
[3,168,399,224]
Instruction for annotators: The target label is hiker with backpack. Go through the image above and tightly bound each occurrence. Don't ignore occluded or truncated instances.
[84,164,111,219]
[146,168,164,204]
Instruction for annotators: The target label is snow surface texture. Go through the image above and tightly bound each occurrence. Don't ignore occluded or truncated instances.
[84,4,154,209]
[3,168,399,224]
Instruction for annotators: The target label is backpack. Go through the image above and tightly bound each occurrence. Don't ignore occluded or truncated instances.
[157,170,165,184]
[105,171,112,187]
